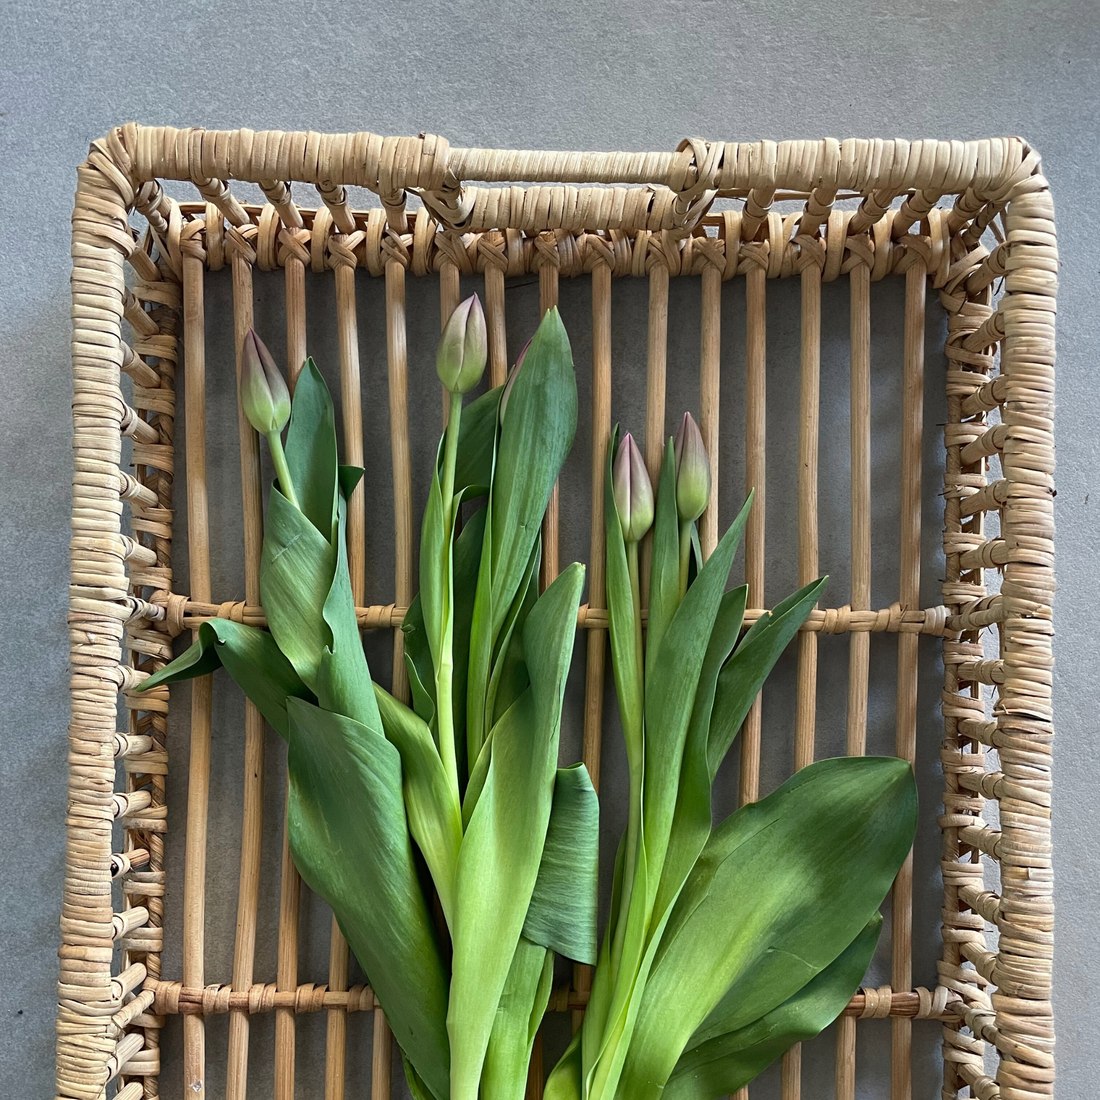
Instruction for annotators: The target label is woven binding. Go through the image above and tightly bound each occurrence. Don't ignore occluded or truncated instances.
[62,126,1055,1100]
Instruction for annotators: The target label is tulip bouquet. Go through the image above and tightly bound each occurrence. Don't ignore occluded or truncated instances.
[139,300,598,1100]
[543,422,918,1100]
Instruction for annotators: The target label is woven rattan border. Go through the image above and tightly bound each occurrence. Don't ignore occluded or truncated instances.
[62,126,1055,1100]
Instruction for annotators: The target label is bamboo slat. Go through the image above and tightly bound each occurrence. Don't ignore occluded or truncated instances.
[62,127,1057,1100]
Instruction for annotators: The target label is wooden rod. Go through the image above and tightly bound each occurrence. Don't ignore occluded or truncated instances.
[286,254,307,390]
[838,259,872,1100]
[699,265,721,559]
[794,258,821,774]
[892,258,926,1100]
[274,242,308,1100]
[335,263,366,598]
[576,259,613,1033]
[847,262,872,758]
[440,260,461,425]
[641,263,668,593]
[181,253,211,1100]
[740,264,766,807]
[485,263,508,388]
[784,254,823,1100]
[227,254,266,1100]
[540,261,561,590]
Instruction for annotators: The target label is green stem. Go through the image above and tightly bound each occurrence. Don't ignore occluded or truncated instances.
[266,430,301,512]
[610,540,645,981]
[678,518,693,601]
[435,391,464,797]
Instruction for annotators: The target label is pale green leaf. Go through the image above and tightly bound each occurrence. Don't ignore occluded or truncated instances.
[284,357,338,539]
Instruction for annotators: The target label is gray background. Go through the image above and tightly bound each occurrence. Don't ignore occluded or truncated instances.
[1,0,1096,1096]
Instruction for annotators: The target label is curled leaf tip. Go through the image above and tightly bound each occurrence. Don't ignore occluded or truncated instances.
[613,432,654,543]
[437,293,488,395]
[241,328,291,434]
[674,411,710,522]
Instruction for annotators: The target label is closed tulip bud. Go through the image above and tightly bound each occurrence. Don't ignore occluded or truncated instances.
[499,337,531,421]
[437,294,488,394]
[613,433,654,544]
[241,328,291,435]
[674,412,710,522]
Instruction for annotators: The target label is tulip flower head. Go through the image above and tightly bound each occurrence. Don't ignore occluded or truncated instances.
[613,433,655,544]
[241,328,291,435]
[674,412,711,522]
[437,295,488,395]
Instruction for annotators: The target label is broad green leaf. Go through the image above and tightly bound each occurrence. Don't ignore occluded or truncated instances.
[523,764,600,963]
[486,538,541,728]
[480,938,555,1100]
[707,576,828,780]
[640,504,752,910]
[603,426,642,761]
[285,697,450,1100]
[544,1030,584,1100]
[664,917,882,1100]
[645,441,680,683]
[454,384,502,494]
[465,479,496,766]
[487,308,577,640]
[260,487,335,690]
[448,564,585,1100]
[135,618,314,739]
[400,1051,438,1100]
[651,583,749,926]
[315,495,380,730]
[284,357,339,539]
[617,757,917,1100]
[373,684,463,925]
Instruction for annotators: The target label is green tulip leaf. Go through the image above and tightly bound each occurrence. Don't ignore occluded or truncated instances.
[285,697,450,1100]
[617,756,917,1100]
[448,563,584,1100]
[284,357,339,540]
[135,618,314,739]
[523,763,600,963]
[707,576,828,781]
[664,917,882,1100]
[645,440,680,680]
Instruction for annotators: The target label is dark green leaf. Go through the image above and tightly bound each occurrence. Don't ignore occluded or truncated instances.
[449,564,585,1100]
[665,917,882,1100]
[260,487,335,691]
[454,385,502,494]
[617,757,917,1100]
[707,576,828,780]
[136,619,314,739]
[523,764,600,963]
[284,358,338,539]
[285,698,450,1100]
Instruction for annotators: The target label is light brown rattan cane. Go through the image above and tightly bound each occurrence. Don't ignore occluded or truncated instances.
[61,127,1055,1100]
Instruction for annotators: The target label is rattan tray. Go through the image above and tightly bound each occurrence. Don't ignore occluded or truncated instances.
[61,126,1055,1100]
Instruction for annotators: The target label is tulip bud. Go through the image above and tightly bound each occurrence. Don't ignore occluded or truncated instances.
[499,337,531,421]
[437,294,488,394]
[674,412,710,522]
[241,328,292,435]
[613,433,654,544]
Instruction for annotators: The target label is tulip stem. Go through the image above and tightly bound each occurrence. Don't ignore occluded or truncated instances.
[678,519,693,601]
[435,390,465,798]
[266,430,301,512]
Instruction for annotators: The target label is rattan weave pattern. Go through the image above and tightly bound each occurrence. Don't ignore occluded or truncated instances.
[62,125,1055,1100]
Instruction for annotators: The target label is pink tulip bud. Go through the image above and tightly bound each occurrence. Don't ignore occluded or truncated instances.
[673,412,711,522]
[613,433,655,544]
[437,294,488,394]
[241,328,291,434]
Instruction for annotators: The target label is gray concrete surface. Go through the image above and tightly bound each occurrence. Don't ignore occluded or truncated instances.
[1,1,1096,1096]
